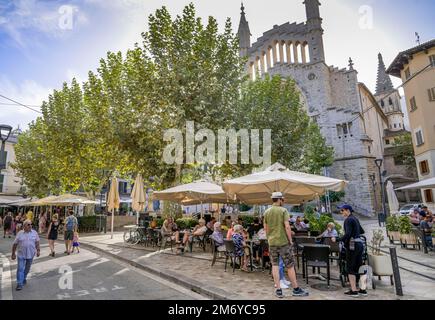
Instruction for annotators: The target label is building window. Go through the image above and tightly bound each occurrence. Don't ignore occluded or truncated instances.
[394,124,397,128]
[430,55,435,67]
[336,124,343,137]
[0,174,3,193]
[424,189,434,203]
[410,96,417,112]
[404,67,411,80]
[419,160,430,175]
[368,146,371,154]
[415,129,424,146]
[380,100,385,108]
[428,87,435,102]
[389,98,393,105]
[386,139,390,145]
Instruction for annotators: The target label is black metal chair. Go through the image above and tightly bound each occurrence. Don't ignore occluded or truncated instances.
[302,244,331,286]
[323,237,340,264]
[294,236,316,270]
[224,239,240,274]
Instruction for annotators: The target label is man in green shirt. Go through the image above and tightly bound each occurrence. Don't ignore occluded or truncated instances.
[264,192,309,298]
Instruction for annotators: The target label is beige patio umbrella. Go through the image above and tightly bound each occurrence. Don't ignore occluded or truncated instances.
[386,181,400,215]
[222,162,347,205]
[32,194,98,206]
[152,180,231,218]
[131,174,146,225]
[107,177,120,239]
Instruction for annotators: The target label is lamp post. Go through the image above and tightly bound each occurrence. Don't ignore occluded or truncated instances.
[369,173,378,216]
[0,124,13,170]
[374,159,387,226]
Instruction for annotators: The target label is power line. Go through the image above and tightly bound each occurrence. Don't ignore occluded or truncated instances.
[0,94,43,114]
[0,102,41,108]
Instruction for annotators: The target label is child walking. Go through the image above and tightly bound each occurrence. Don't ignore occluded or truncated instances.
[72,231,80,253]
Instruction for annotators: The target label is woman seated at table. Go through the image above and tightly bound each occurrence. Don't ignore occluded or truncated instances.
[161,217,176,240]
[226,221,236,240]
[232,225,249,272]
[316,223,338,243]
[210,222,226,252]
[294,216,308,231]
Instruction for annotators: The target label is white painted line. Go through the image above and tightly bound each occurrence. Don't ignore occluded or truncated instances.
[0,253,13,300]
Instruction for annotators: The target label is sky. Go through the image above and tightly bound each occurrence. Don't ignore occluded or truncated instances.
[0,0,434,130]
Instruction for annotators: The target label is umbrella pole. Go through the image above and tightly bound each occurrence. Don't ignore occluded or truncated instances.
[111,208,114,239]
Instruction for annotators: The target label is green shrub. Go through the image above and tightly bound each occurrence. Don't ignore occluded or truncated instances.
[238,215,254,227]
[239,204,252,212]
[398,216,412,234]
[77,216,97,231]
[386,216,399,232]
[156,218,164,228]
[176,218,199,230]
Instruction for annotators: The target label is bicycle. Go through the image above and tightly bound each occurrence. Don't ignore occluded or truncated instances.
[123,225,144,245]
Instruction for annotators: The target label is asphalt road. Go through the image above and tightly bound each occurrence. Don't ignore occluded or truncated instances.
[0,236,206,300]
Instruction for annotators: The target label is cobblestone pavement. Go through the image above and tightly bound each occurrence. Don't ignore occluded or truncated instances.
[80,230,435,300]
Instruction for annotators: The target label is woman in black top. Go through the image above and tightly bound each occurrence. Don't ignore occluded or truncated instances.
[337,204,366,297]
[47,214,60,257]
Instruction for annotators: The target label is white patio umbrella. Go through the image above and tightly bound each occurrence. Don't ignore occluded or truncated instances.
[222,162,347,205]
[386,181,400,215]
[131,174,146,225]
[107,177,120,239]
[152,180,231,218]
[32,194,98,206]
[396,177,435,190]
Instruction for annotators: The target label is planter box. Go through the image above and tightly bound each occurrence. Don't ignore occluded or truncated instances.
[400,233,418,245]
[368,253,393,276]
[387,231,401,242]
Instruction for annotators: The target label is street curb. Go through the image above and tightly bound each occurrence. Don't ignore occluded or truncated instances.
[80,242,238,300]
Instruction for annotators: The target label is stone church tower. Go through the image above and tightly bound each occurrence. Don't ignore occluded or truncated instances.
[238,1,395,216]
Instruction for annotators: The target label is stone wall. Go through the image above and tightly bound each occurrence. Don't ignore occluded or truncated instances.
[106,216,137,231]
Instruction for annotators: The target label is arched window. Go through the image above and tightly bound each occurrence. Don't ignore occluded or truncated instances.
[381,100,385,107]
[389,98,393,105]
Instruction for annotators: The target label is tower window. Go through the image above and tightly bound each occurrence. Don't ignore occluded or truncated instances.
[380,100,385,107]
[386,139,390,145]
[410,97,417,112]
[389,98,393,105]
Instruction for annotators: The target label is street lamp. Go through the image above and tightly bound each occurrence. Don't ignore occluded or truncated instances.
[374,159,387,226]
[0,124,13,170]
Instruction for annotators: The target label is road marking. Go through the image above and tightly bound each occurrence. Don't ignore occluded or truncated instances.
[142,248,172,258]
[0,253,13,300]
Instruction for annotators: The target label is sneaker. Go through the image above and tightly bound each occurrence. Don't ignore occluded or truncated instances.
[344,290,359,298]
[280,280,289,289]
[358,289,368,296]
[16,285,23,291]
[275,288,284,298]
[292,287,309,297]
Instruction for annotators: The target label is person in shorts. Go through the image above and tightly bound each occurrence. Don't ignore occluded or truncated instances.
[64,210,78,255]
[263,192,309,298]
[337,204,366,297]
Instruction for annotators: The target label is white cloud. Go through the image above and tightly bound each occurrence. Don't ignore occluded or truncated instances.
[0,75,52,129]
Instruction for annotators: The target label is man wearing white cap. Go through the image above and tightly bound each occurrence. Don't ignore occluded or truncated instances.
[263,192,309,298]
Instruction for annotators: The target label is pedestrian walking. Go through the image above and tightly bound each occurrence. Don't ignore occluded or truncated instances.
[64,210,78,255]
[11,220,40,291]
[47,214,60,257]
[72,231,80,253]
[263,192,309,298]
[14,213,23,235]
[336,204,367,297]
[38,211,47,234]
[3,212,13,238]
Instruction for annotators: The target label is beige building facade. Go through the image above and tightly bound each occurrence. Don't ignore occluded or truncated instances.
[387,39,435,209]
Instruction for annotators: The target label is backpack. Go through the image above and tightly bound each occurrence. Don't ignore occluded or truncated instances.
[65,216,76,231]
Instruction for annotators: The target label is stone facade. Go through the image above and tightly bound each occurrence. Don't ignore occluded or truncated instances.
[237,1,410,216]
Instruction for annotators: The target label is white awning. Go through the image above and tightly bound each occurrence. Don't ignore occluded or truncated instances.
[396,177,435,190]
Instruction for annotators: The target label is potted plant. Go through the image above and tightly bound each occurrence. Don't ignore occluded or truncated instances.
[368,229,394,288]
[399,216,418,247]
[386,216,400,243]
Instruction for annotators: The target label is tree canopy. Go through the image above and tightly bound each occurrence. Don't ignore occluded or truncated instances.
[12,3,334,198]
